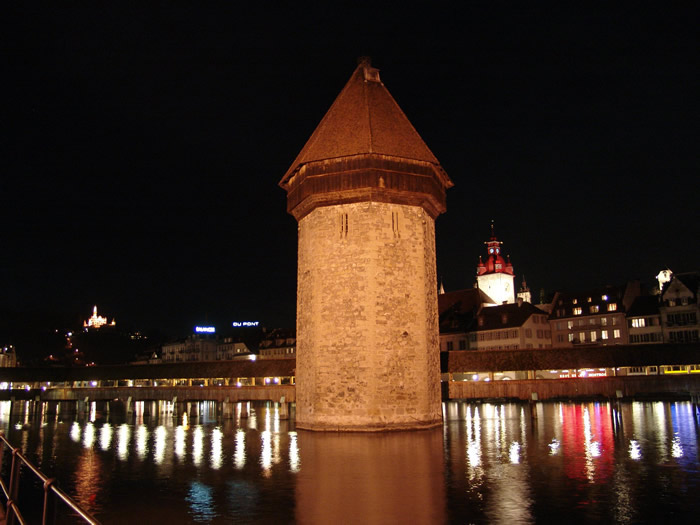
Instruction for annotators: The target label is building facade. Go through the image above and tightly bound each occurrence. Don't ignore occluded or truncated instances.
[626,295,663,344]
[470,301,552,351]
[660,272,699,344]
[549,282,641,347]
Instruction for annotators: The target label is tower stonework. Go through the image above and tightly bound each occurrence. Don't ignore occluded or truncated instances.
[280,59,452,431]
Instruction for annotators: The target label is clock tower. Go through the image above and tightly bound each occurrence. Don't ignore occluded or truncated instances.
[476,222,516,305]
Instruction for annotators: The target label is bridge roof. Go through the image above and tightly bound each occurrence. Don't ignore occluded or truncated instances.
[446,343,700,373]
[0,359,296,382]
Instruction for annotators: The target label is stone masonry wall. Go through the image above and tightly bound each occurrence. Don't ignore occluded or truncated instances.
[296,201,442,430]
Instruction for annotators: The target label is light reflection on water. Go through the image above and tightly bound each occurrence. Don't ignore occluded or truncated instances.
[0,400,697,524]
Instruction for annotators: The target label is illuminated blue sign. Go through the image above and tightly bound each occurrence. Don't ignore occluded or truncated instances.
[195,326,216,333]
[232,321,259,327]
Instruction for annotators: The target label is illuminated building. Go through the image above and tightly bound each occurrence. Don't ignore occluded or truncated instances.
[475,223,516,305]
[439,291,550,353]
[626,295,663,344]
[257,328,296,359]
[660,272,699,344]
[162,333,217,363]
[438,288,494,352]
[0,345,17,367]
[517,278,532,303]
[280,58,453,431]
[470,301,552,351]
[549,282,641,347]
[83,305,115,331]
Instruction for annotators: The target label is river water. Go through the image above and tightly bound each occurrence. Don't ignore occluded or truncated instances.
[1,399,698,524]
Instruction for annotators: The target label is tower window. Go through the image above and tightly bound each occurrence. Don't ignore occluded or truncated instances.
[391,211,400,238]
[608,303,617,312]
[339,213,348,239]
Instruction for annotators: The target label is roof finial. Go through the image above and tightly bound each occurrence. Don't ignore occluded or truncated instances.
[357,56,372,67]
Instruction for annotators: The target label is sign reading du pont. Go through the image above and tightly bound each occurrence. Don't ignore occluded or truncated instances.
[232,321,259,327]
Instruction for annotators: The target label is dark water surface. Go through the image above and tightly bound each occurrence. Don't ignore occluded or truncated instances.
[1,399,698,524]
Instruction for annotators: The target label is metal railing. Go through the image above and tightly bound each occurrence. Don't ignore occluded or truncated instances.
[0,432,99,525]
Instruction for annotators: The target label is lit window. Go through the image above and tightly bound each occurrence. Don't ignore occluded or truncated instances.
[590,305,599,313]
[579,332,586,342]
[573,299,578,304]
[601,317,607,326]
[613,329,621,339]
[590,331,597,342]
[587,297,592,303]
[567,321,573,329]
[608,303,617,312]
[573,307,582,315]
[631,318,646,328]
[601,330,609,340]
[568,333,574,342]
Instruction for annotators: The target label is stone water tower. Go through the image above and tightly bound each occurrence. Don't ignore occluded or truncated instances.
[279,58,453,431]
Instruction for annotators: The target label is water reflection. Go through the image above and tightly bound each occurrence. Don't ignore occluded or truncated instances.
[0,400,697,523]
[295,429,446,524]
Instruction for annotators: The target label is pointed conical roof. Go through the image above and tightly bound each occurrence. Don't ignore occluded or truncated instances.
[280,58,452,220]
[281,58,449,185]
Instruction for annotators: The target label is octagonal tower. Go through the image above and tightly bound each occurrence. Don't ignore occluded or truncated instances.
[280,58,453,431]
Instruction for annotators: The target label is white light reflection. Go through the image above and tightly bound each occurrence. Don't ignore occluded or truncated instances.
[671,435,683,459]
[509,441,521,464]
[70,422,81,442]
[99,423,112,451]
[548,438,560,455]
[136,425,148,459]
[289,432,300,472]
[260,430,272,476]
[83,423,95,448]
[466,405,483,487]
[629,440,641,460]
[211,427,223,470]
[175,426,186,459]
[89,402,96,423]
[193,426,204,466]
[154,426,167,464]
[582,407,600,481]
[118,424,130,460]
[234,430,246,470]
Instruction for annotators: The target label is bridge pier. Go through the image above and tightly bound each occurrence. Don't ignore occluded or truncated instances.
[279,397,289,420]
[239,402,249,419]
[222,398,234,419]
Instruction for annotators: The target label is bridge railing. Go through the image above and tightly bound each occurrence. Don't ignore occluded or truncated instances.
[0,432,99,525]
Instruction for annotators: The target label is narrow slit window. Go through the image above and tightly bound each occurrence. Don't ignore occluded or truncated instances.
[391,211,400,238]
[340,213,348,239]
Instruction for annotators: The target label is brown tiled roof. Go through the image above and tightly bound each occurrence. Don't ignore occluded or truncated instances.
[472,302,549,331]
[280,58,451,186]
[438,288,493,316]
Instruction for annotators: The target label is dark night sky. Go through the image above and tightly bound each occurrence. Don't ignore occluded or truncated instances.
[2,6,698,344]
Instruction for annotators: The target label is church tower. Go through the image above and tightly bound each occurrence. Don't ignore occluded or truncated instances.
[279,58,453,431]
[476,222,516,305]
